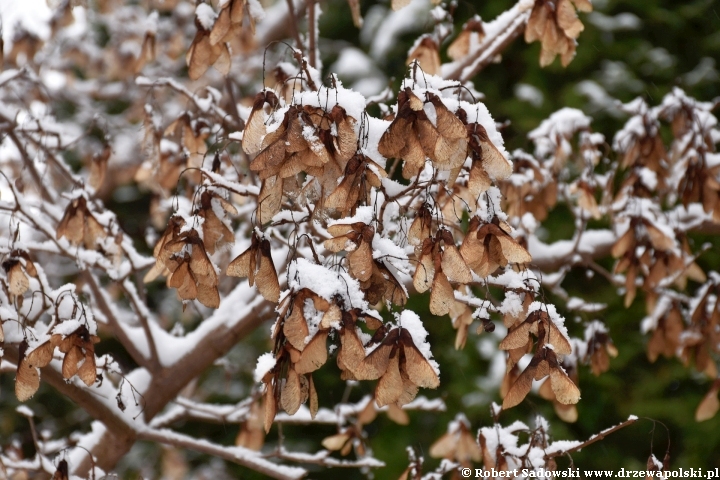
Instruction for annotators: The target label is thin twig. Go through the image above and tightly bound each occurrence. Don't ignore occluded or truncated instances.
[307,0,317,69]
[546,417,638,459]
[284,0,305,52]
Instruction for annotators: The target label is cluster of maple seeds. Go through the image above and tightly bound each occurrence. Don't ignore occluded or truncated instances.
[2,250,38,309]
[260,291,440,431]
[611,216,705,308]
[56,196,108,249]
[186,0,260,80]
[324,221,407,306]
[525,0,592,67]
[242,92,361,223]
[498,294,579,411]
[15,325,101,402]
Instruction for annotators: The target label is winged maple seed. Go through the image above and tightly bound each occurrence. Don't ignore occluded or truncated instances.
[500,152,558,222]
[326,153,387,216]
[457,108,513,196]
[2,250,38,300]
[679,282,720,377]
[412,230,472,316]
[407,203,433,246]
[226,231,280,303]
[242,90,280,155]
[146,225,220,308]
[378,88,468,179]
[16,325,100,402]
[324,221,375,282]
[322,425,367,457]
[259,325,325,426]
[236,399,265,451]
[524,0,592,67]
[611,216,678,307]
[695,379,720,422]
[429,414,481,467]
[538,360,579,423]
[248,103,359,219]
[676,154,720,222]
[647,301,684,363]
[196,190,237,254]
[500,309,578,409]
[584,328,619,377]
[360,260,408,307]
[186,7,231,80]
[572,180,601,220]
[448,17,485,61]
[56,195,107,248]
[460,216,532,278]
[209,0,246,46]
[407,36,441,75]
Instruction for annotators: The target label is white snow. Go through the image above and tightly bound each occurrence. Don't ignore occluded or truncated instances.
[254,352,276,383]
[514,83,544,107]
[195,4,216,30]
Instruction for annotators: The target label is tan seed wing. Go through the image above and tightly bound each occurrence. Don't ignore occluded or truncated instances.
[197,284,220,309]
[78,353,97,386]
[502,363,535,409]
[256,239,280,302]
[258,176,283,224]
[209,6,231,45]
[386,403,409,425]
[339,325,366,373]
[62,345,83,379]
[295,330,329,374]
[482,140,512,180]
[525,2,549,43]
[429,271,454,316]
[413,253,435,293]
[354,330,397,380]
[322,432,351,451]
[547,321,572,355]
[187,33,217,80]
[400,331,439,388]
[26,341,56,368]
[646,223,674,251]
[396,360,421,407]
[391,0,410,10]
[549,368,581,404]
[430,432,458,458]
[323,235,352,253]
[16,342,41,402]
[226,247,253,278]
[57,203,84,245]
[441,245,473,283]
[557,0,584,39]
[497,235,531,264]
[320,304,342,329]
[308,374,319,419]
[695,383,720,422]
[348,240,373,282]
[375,353,403,407]
[8,263,30,296]
[280,367,302,415]
[283,303,310,351]
[499,320,534,351]
[263,383,276,433]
